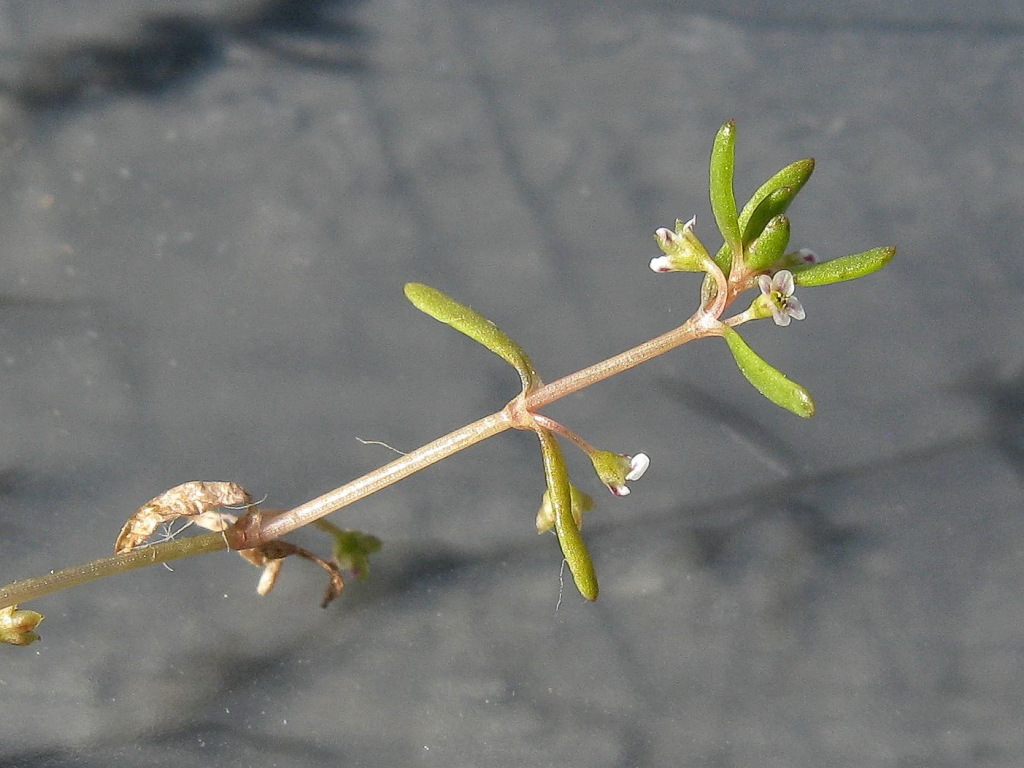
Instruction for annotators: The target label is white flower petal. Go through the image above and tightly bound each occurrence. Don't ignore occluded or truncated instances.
[650,255,674,273]
[787,297,806,321]
[626,453,650,481]
[774,270,795,295]
[772,308,792,327]
[655,227,677,244]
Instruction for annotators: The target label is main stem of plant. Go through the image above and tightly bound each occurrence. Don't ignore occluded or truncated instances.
[0,306,723,609]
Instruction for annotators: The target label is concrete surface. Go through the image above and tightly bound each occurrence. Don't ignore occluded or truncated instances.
[0,1,1022,766]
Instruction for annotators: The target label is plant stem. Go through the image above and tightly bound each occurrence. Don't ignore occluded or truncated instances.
[0,304,730,610]
[236,410,513,546]
[242,312,722,546]
[0,532,229,609]
[526,314,716,409]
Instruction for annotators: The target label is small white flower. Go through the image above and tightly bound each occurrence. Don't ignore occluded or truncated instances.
[756,270,806,327]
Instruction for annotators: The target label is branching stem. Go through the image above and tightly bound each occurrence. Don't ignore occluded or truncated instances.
[0,123,897,629]
[234,410,513,546]
[0,288,732,610]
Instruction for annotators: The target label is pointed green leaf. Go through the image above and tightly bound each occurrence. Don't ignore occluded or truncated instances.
[791,246,896,287]
[404,282,540,392]
[721,327,815,418]
[709,120,741,257]
[746,214,791,273]
[537,429,598,600]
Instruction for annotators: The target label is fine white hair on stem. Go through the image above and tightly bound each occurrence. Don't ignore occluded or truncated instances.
[150,520,195,570]
[356,437,408,456]
[224,493,268,510]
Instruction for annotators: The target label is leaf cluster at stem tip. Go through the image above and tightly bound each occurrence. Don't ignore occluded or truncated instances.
[652,120,895,418]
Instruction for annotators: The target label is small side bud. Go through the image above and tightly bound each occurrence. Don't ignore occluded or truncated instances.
[0,605,44,646]
[318,525,383,582]
[781,248,817,268]
[536,483,594,533]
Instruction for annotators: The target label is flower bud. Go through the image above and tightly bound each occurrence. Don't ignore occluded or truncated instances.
[589,450,651,496]
[650,217,713,273]
[0,605,44,646]
[536,483,594,534]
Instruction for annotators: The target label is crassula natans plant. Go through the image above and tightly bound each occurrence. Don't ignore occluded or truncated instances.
[0,121,894,645]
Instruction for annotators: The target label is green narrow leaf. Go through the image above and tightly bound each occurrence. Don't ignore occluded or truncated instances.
[742,187,793,247]
[709,120,741,257]
[745,214,791,273]
[721,327,815,418]
[715,157,815,267]
[538,429,598,601]
[404,282,540,392]
[791,246,896,287]
[738,158,814,234]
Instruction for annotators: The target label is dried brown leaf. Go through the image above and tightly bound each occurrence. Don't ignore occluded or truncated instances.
[236,538,345,607]
[115,484,343,608]
[115,481,252,554]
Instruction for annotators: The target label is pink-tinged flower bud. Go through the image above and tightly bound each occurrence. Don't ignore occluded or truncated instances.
[777,248,817,270]
[589,451,651,496]
[650,217,713,273]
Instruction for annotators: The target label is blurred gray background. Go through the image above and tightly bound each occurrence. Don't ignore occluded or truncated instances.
[0,1,1022,766]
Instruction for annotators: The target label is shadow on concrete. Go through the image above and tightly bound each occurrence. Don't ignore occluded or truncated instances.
[3,0,368,114]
